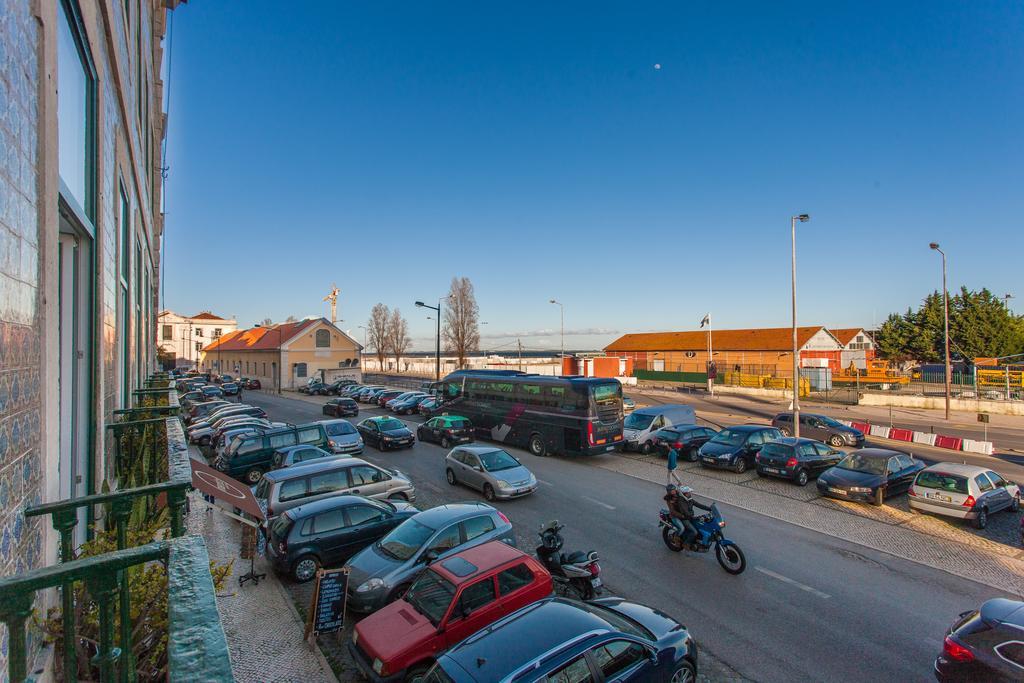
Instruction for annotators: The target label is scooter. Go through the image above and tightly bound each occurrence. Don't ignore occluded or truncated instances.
[658,503,747,575]
[535,520,603,600]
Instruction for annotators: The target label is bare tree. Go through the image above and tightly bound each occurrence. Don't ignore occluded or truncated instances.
[387,309,411,369]
[442,277,480,368]
[285,315,298,322]
[260,317,273,327]
[367,303,390,370]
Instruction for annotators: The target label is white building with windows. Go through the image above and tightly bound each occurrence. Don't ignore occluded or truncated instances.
[157,309,237,368]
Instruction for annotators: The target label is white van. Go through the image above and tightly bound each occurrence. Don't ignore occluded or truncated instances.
[623,404,697,453]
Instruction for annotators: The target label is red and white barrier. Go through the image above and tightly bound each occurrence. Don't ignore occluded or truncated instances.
[821,417,994,455]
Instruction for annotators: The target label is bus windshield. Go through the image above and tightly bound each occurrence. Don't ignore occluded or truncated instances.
[591,383,621,402]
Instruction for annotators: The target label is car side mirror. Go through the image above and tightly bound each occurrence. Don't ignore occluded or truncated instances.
[422,549,439,564]
[460,604,472,619]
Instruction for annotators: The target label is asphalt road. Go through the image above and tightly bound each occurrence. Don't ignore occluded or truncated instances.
[243,391,1011,683]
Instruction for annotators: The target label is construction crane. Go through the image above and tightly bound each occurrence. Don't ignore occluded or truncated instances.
[323,284,340,323]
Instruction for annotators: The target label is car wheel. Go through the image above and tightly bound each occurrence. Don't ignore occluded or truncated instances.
[686,448,699,462]
[291,555,319,583]
[529,434,547,457]
[733,459,747,474]
[388,492,408,502]
[244,469,263,485]
[828,435,845,447]
[669,661,696,683]
[1011,495,1021,513]
[974,507,988,530]
[779,427,791,437]
[405,664,432,683]
[446,468,457,485]
[640,441,653,455]
[872,487,884,507]
[484,484,496,501]
[441,437,450,449]
[795,469,809,487]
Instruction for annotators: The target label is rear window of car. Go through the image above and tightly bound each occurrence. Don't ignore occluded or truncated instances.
[760,443,793,458]
[914,471,968,494]
[269,514,294,539]
[325,422,355,436]
[448,419,470,429]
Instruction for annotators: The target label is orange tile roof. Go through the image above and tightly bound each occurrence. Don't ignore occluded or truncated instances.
[191,311,227,321]
[605,327,831,352]
[202,319,318,352]
[829,328,871,346]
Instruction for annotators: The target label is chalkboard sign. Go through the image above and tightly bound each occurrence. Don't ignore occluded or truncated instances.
[305,568,349,639]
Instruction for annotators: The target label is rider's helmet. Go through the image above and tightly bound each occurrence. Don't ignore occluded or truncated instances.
[679,486,694,499]
[665,484,677,494]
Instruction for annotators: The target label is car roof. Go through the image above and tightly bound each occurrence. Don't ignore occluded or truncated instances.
[286,494,380,519]
[920,462,993,476]
[456,445,507,456]
[430,541,532,585]
[276,444,326,453]
[413,502,495,528]
[980,598,1024,628]
[261,456,365,482]
[724,424,773,432]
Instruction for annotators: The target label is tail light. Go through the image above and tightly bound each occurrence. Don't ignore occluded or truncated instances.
[587,422,595,445]
[962,495,976,508]
[786,457,798,468]
[907,489,917,496]
[673,442,682,449]
[497,511,510,525]
[943,636,974,662]
[587,563,600,576]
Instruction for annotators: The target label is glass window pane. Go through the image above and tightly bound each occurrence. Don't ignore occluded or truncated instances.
[279,479,307,502]
[58,0,89,210]
[546,655,594,683]
[346,506,384,526]
[309,470,347,494]
[462,515,495,541]
[497,563,534,595]
[591,640,646,678]
[312,509,346,533]
[457,578,496,614]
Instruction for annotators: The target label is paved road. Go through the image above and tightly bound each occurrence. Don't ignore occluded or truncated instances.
[244,391,1011,683]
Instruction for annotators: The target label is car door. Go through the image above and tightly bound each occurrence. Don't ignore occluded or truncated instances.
[422,418,439,442]
[308,508,350,566]
[813,443,842,474]
[896,455,918,492]
[743,431,766,465]
[796,441,819,472]
[974,473,999,511]
[587,639,654,683]
[362,421,379,446]
[983,471,1013,512]
[348,464,391,499]
[461,453,485,491]
[341,504,390,558]
[443,576,502,646]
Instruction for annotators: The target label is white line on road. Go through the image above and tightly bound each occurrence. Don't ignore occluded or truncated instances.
[755,566,831,599]
[537,479,553,486]
[582,495,616,511]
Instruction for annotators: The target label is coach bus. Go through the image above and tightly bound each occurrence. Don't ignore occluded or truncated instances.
[433,370,624,456]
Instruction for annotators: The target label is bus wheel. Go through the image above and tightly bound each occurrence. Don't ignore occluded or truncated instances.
[529,434,547,457]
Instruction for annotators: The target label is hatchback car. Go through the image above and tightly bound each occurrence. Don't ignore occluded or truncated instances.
[320,418,364,455]
[322,397,359,418]
[266,495,417,582]
[755,437,844,486]
[272,445,339,469]
[417,415,474,448]
[816,448,925,505]
[446,446,537,501]
[200,385,224,399]
[935,598,1024,682]
[652,425,718,462]
[343,502,516,614]
[357,416,415,450]
[698,425,783,473]
[425,596,698,683]
[908,463,1020,529]
[377,390,407,408]
[622,397,636,414]
[221,382,240,396]
[772,412,865,447]
[350,542,553,682]
[392,394,433,415]
[417,397,442,416]
[356,386,386,402]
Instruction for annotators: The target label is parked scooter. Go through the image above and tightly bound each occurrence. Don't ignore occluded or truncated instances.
[535,520,603,600]
[658,503,747,574]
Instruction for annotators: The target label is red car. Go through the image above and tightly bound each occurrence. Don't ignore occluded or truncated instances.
[349,541,553,682]
[375,390,404,408]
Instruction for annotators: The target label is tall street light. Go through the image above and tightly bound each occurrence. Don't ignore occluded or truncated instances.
[357,324,367,369]
[416,300,442,381]
[791,214,810,439]
[549,299,564,372]
[930,242,951,420]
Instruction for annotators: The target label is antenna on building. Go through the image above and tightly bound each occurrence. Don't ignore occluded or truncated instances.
[323,284,340,323]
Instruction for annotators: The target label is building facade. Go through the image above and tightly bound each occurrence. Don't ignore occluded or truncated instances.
[157,309,237,367]
[0,0,176,671]
[200,318,363,389]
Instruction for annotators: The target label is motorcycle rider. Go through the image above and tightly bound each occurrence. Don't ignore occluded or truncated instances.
[664,485,712,547]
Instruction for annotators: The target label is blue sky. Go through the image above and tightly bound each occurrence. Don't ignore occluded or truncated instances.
[161,1,1023,351]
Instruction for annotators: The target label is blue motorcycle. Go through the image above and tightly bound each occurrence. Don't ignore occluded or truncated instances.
[659,503,747,574]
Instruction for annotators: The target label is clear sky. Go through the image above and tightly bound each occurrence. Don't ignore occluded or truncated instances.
[161,1,1023,351]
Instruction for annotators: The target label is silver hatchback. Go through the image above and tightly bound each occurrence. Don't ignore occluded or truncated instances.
[908,462,1021,529]
[445,445,537,501]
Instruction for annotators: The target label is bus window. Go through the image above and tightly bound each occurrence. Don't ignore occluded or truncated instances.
[520,384,542,405]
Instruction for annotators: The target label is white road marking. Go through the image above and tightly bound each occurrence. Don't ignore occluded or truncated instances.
[755,566,831,599]
[582,495,616,511]
[538,479,553,486]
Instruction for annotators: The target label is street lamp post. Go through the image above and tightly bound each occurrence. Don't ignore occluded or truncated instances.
[357,325,368,369]
[416,300,442,381]
[930,242,951,420]
[791,214,810,439]
[549,299,564,373]
[480,322,488,368]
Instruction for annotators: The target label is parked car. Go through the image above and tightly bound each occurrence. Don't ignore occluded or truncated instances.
[385,391,426,411]
[622,396,636,414]
[417,397,442,416]
[417,415,474,448]
[698,425,784,473]
[322,397,359,418]
[355,386,386,403]
[755,437,843,486]
[221,382,240,396]
[272,445,339,469]
[771,412,865,447]
[446,446,537,501]
[214,423,289,459]
[200,385,224,400]
[425,596,698,683]
[187,405,266,437]
[194,417,272,448]
[357,416,415,451]
[389,393,430,415]
[255,457,415,518]
[300,381,326,395]
[623,405,697,453]
[908,463,1020,529]
[266,495,418,582]
[349,542,553,682]
[343,502,516,614]
[341,384,365,398]
[377,390,407,408]
[186,400,230,424]
[651,425,718,462]
[242,378,262,390]
[179,390,205,408]
[934,598,1024,682]
[320,419,364,456]
[214,423,330,484]
[816,448,926,506]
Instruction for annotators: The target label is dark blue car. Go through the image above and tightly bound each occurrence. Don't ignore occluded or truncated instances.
[424,596,698,682]
[816,448,925,506]
[698,425,783,474]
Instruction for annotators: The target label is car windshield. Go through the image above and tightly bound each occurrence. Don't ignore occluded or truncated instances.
[376,418,406,431]
[325,422,356,436]
[624,413,654,430]
[376,519,435,561]
[836,453,887,475]
[576,602,654,641]
[915,471,969,494]
[254,478,271,500]
[479,449,521,472]
[404,571,456,626]
[818,416,845,429]
[710,429,747,446]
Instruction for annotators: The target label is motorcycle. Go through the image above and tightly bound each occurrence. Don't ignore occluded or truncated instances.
[535,520,603,600]
[659,503,746,575]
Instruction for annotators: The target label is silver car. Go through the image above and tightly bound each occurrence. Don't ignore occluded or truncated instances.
[318,419,364,455]
[908,462,1021,529]
[445,445,537,501]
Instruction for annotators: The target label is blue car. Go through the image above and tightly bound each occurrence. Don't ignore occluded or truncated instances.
[698,424,783,474]
[425,596,698,682]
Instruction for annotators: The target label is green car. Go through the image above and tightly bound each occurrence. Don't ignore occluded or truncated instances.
[416,415,475,448]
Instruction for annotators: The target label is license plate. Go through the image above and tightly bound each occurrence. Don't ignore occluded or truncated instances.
[591,578,602,588]
[828,487,847,495]
[605,446,614,452]
[764,467,780,474]
[703,457,715,464]
[929,493,952,503]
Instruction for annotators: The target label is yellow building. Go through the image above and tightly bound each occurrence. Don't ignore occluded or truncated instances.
[200,318,362,390]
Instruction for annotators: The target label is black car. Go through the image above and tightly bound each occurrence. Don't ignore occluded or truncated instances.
[698,425,784,474]
[221,382,240,396]
[241,378,262,390]
[816,448,925,506]
[651,425,718,462]
[356,416,415,450]
[322,397,359,418]
[265,495,417,582]
[936,598,1024,682]
[300,381,325,395]
[322,379,357,395]
[416,415,474,448]
[200,385,224,400]
[755,437,843,486]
